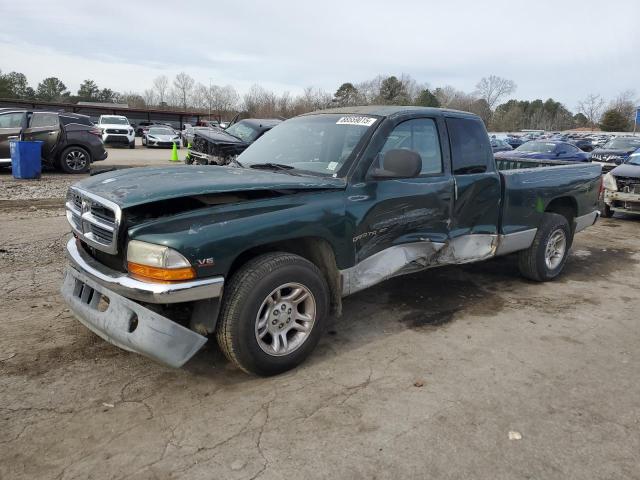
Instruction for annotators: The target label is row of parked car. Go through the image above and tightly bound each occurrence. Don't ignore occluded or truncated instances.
[491,133,640,171]
[0,108,281,173]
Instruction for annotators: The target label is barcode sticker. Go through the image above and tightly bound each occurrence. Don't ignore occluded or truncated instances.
[336,116,377,127]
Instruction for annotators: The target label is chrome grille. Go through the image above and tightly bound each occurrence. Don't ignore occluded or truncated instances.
[65,188,121,254]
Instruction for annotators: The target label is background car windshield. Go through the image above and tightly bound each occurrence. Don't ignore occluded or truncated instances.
[604,138,640,149]
[101,117,128,125]
[627,152,640,166]
[149,128,174,135]
[225,122,259,142]
[516,141,556,153]
[237,114,376,176]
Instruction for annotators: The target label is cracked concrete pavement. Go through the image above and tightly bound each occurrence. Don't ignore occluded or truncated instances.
[1,169,639,479]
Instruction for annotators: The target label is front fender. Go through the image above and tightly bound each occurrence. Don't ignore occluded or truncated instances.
[127,190,350,277]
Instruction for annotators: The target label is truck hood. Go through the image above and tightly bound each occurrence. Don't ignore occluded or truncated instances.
[100,124,132,130]
[610,163,640,178]
[73,166,346,208]
[194,129,245,145]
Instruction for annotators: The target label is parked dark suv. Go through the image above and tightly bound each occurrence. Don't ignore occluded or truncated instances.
[0,109,107,173]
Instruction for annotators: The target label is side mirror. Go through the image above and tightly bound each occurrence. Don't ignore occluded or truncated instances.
[371,149,422,179]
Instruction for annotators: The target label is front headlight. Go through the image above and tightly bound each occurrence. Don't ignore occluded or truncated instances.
[126,240,195,281]
[603,172,617,192]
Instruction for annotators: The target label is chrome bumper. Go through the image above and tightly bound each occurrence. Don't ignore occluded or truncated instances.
[61,266,207,367]
[65,238,224,304]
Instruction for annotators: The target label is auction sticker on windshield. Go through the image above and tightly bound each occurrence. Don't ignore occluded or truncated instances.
[336,116,377,127]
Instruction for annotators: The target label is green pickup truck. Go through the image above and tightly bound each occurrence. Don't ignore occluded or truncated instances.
[62,106,602,375]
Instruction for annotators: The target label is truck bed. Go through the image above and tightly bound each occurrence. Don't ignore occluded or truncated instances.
[497,160,602,235]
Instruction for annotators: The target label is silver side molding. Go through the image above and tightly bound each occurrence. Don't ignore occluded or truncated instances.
[494,228,537,256]
[574,211,599,233]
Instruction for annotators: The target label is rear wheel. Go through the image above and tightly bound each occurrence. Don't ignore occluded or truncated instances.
[518,213,571,282]
[59,146,91,174]
[216,253,329,376]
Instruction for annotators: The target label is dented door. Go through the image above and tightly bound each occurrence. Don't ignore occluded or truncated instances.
[347,117,453,265]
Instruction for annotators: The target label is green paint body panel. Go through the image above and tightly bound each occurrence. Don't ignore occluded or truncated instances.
[74,107,603,281]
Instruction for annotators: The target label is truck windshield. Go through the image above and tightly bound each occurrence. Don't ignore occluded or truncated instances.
[516,141,557,153]
[225,122,259,142]
[603,138,640,150]
[627,152,640,166]
[237,114,378,176]
[101,117,129,125]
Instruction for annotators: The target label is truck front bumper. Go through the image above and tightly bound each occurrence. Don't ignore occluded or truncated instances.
[61,238,225,367]
[605,190,640,215]
[62,267,207,367]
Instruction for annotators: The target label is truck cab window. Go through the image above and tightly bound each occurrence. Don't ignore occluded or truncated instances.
[446,117,493,174]
[379,118,442,174]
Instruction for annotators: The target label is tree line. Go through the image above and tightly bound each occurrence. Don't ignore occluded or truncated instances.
[0,68,636,132]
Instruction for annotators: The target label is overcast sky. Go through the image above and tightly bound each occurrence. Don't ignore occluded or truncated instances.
[1,0,638,109]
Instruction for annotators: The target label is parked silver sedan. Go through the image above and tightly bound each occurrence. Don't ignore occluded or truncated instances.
[142,127,181,148]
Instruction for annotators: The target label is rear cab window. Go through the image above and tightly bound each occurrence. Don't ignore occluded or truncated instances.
[446,117,493,174]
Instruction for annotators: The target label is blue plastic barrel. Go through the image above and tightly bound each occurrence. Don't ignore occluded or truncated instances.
[10,140,43,179]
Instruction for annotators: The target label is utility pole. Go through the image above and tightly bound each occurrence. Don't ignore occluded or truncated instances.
[208,78,212,121]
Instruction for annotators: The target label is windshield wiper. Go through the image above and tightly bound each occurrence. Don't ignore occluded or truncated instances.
[249,163,296,172]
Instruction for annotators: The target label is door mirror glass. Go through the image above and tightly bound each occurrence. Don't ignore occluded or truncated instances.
[371,149,422,179]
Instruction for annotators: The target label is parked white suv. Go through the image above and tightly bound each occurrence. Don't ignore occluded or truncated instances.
[97,115,135,149]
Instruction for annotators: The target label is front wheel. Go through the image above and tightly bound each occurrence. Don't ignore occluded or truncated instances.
[129,140,135,149]
[58,146,91,174]
[216,253,329,376]
[518,213,571,282]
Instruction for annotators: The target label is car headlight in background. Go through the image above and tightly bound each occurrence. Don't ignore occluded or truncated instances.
[602,172,617,192]
[127,240,195,281]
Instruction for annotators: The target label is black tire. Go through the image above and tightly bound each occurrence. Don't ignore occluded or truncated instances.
[142,137,146,146]
[518,213,571,282]
[129,140,135,149]
[58,146,91,174]
[601,203,614,218]
[216,253,329,376]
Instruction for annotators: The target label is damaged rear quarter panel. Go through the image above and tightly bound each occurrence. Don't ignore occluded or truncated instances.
[127,190,351,277]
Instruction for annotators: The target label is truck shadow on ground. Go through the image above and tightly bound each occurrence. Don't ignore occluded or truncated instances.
[185,240,639,380]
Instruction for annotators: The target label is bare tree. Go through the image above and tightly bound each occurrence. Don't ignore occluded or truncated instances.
[609,89,637,124]
[216,85,239,113]
[475,75,516,110]
[152,75,169,106]
[577,94,605,128]
[142,89,156,106]
[173,72,195,110]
